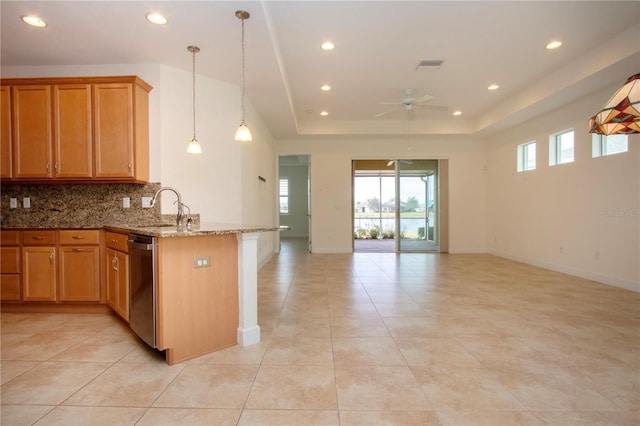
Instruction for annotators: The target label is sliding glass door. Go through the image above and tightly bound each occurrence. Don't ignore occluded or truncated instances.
[397,160,439,252]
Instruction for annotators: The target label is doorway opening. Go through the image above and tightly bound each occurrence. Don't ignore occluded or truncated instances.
[353,159,447,253]
[278,155,311,253]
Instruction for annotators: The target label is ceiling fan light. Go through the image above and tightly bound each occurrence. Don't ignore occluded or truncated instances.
[21,15,47,28]
[187,138,202,154]
[235,123,253,142]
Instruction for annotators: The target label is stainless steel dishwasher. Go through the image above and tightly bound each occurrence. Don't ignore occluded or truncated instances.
[127,233,157,348]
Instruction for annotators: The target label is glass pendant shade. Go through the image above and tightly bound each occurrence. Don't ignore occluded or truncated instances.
[589,73,640,135]
[234,123,253,142]
[187,138,202,154]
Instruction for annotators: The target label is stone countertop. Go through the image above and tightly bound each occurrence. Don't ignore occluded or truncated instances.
[104,223,288,238]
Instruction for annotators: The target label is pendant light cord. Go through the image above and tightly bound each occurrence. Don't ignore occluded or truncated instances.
[240,16,247,124]
[192,47,197,140]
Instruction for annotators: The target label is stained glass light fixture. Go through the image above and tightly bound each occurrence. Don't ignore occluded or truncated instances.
[589,73,640,135]
[234,10,253,142]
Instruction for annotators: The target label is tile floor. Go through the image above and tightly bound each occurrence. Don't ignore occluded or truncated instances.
[1,237,639,425]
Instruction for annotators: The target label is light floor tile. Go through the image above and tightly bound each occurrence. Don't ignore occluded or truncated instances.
[332,337,406,366]
[335,365,432,411]
[1,333,89,361]
[246,365,337,410]
[137,408,242,425]
[1,360,41,384]
[262,337,333,365]
[0,405,54,426]
[238,409,339,425]
[1,361,111,405]
[153,364,258,408]
[339,410,441,425]
[63,362,183,407]
[33,406,146,425]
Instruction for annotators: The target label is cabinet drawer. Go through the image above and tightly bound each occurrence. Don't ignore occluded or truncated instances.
[105,231,128,253]
[1,230,20,245]
[23,230,56,245]
[59,230,100,245]
[1,247,20,273]
[1,275,22,301]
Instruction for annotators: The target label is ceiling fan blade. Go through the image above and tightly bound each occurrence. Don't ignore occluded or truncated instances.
[415,104,449,111]
[414,93,434,104]
[374,106,401,118]
[377,102,401,105]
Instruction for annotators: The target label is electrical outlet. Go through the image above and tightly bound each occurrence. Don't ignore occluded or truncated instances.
[559,246,563,254]
[23,197,31,208]
[9,198,17,209]
[141,197,153,208]
[194,256,211,268]
[123,197,131,208]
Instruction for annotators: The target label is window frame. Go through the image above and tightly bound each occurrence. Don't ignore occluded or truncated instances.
[592,134,628,158]
[549,129,575,166]
[517,140,536,172]
[279,177,289,215]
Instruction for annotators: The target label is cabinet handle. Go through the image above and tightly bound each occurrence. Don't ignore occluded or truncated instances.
[31,236,45,240]
[72,248,85,252]
[55,163,59,173]
[72,235,85,240]
[111,239,118,243]
[46,162,50,172]
[112,256,118,270]
[49,252,54,263]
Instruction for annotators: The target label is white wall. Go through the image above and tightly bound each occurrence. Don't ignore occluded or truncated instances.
[486,83,640,291]
[279,164,309,237]
[275,136,487,253]
[2,64,279,266]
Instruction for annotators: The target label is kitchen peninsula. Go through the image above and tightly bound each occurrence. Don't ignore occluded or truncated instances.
[106,222,280,365]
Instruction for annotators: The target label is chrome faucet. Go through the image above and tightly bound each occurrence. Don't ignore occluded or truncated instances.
[150,186,185,229]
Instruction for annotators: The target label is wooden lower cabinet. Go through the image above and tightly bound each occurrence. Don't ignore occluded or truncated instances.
[59,246,100,301]
[23,246,57,301]
[1,231,21,301]
[105,231,129,321]
[106,248,129,321]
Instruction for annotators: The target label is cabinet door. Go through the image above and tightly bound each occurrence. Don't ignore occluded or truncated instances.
[1,86,12,178]
[1,275,21,301]
[53,84,93,178]
[59,246,100,302]
[93,83,134,178]
[115,251,129,321]
[106,248,117,308]
[22,246,56,301]
[12,85,53,178]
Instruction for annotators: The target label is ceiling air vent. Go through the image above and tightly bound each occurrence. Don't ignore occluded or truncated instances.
[416,60,443,72]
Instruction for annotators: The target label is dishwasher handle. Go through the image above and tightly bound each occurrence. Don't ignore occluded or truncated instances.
[127,239,154,251]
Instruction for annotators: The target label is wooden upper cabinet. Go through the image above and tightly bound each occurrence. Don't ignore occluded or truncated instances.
[94,81,149,181]
[12,85,53,178]
[1,87,12,178]
[1,76,151,183]
[53,84,93,178]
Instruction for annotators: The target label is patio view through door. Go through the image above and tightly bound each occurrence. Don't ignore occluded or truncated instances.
[353,159,442,253]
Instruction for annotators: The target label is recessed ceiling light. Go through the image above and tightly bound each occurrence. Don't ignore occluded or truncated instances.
[146,13,167,25]
[321,84,331,91]
[546,40,562,50]
[320,111,329,116]
[321,41,335,51]
[488,84,500,91]
[453,110,462,116]
[21,15,47,28]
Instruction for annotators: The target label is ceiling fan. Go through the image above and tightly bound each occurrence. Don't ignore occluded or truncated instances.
[374,88,447,119]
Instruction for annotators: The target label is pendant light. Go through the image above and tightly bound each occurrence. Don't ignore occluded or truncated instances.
[234,10,252,142]
[186,45,202,154]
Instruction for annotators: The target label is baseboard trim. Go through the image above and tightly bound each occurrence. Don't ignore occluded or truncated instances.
[488,249,639,293]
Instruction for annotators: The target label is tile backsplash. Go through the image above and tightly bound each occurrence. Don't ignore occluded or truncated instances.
[1,182,164,228]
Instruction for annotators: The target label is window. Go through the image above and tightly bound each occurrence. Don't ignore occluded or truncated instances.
[592,134,628,158]
[279,178,289,214]
[517,141,536,172]
[549,129,574,166]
